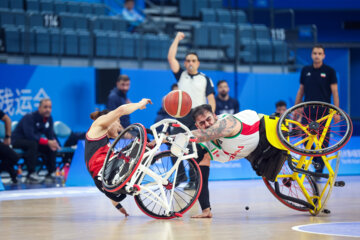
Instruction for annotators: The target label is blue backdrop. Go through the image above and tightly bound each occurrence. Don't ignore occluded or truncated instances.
[1,62,359,186]
[1,64,304,132]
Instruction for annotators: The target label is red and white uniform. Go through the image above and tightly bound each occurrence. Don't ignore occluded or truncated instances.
[199,110,260,163]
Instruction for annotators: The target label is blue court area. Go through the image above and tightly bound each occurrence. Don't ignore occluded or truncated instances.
[293,222,360,238]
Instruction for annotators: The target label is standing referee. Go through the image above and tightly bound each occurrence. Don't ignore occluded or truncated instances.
[168,32,216,190]
[295,44,340,176]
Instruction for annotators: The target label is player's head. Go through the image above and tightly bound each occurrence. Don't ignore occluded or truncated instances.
[184,52,200,75]
[217,80,229,98]
[192,104,217,130]
[116,74,130,93]
[311,44,325,65]
[90,109,122,138]
[124,0,135,10]
[275,100,287,116]
[171,83,178,91]
[38,98,52,118]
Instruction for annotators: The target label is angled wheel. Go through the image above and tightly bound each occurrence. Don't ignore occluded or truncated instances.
[263,156,319,212]
[277,101,353,156]
[102,123,147,194]
[134,151,202,219]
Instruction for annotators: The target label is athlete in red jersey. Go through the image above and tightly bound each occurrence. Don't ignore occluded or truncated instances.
[85,98,152,217]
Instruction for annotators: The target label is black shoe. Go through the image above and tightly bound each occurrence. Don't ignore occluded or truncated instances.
[10,171,18,184]
[10,176,18,184]
[184,182,196,190]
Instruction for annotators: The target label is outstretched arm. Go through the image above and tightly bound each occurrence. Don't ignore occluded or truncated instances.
[89,99,152,138]
[191,116,241,142]
[167,32,185,73]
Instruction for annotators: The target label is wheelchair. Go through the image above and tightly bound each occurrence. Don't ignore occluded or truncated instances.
[99,119,202,219]
[262,101,353,215]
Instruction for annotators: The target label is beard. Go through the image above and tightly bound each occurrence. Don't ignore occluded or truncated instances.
[219,92,227,98]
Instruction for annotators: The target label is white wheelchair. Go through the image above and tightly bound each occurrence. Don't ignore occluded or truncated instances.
[100,119,202,219]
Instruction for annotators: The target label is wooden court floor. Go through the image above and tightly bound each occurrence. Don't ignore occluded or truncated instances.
[0,176,359,240]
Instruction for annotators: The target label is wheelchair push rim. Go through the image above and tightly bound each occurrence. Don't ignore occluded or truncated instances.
[102,123,147,193]
[263,156,319,212]
[277,101,353,157]
[134,151,203,219]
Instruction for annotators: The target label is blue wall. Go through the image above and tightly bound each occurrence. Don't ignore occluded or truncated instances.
[224,0,360,10]
[0,62,352,132]
[0,64,97,132]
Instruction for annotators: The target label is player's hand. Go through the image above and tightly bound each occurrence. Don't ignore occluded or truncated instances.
[175,32,185,41]
[139,98,153,109]
[48,139,61,151]
[119,207,129,217]
[333,113,341,123]
[147,140,156,148]
[3,137,10,146]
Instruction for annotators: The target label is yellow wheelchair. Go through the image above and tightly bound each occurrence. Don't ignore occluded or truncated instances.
[262,101,353,215]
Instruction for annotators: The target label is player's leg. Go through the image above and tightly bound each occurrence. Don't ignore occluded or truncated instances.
[192,155,212,218]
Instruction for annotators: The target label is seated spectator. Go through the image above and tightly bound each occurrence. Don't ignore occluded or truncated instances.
[0,110,18,184]
[215,80,240,115]
[12,98,61,183]
[272,100,287,117]
[107,74,131,128]
[122,0,145,31]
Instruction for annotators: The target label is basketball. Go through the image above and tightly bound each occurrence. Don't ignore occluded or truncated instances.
[162,90,192,118]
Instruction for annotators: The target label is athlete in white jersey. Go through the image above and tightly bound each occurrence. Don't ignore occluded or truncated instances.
[189,104,286,219]
[198,110,260,163]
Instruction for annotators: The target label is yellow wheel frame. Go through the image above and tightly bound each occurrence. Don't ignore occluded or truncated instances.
[263,101,352,215]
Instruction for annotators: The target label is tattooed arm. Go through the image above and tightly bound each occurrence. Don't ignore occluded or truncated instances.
[191,116,241,143]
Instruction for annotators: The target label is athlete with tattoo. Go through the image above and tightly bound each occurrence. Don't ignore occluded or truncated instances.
[189,104,287,218]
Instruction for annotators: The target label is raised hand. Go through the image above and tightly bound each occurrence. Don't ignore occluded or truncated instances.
[139,98,153,110]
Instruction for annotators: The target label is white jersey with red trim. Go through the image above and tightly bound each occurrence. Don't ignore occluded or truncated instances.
[199,110,260,163]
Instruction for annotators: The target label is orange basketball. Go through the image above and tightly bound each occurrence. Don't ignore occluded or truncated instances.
[163,90,192,118]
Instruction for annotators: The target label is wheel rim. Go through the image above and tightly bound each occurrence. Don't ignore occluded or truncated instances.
[277,101,353,156]
[102,123,147,193]
[134,151,202,219]
[264,157,319,211]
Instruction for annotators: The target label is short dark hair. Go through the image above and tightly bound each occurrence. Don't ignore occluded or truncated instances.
[312,44,325,52]
[275,100,287,108]
[39,98,51,107]
[171,83,178,90]
[192,104,213,121]
[217,80,228,87]
[117,74,130,82]
[185,52,199,61]
[90,109,110,120]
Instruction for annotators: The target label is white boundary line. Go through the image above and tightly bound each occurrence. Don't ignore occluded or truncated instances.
[0,187,100,201]
[292,222,360,238]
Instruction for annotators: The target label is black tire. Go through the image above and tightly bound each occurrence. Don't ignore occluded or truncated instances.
[277,101,353,156]
[134,151,202,219]
[102,123,147,194]
[263,157,319,212]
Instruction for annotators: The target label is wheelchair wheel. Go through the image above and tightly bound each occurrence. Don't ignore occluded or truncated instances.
[277,101,353,156]
[263,156,319,212]
[102,123,147,194]
[134,151,202,219]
